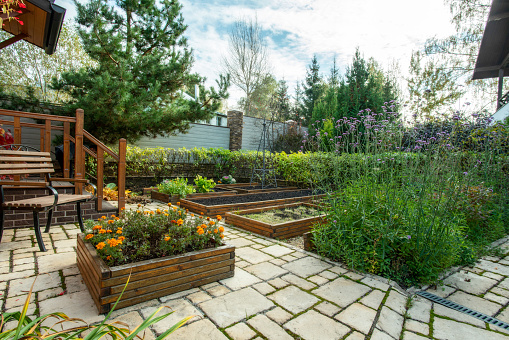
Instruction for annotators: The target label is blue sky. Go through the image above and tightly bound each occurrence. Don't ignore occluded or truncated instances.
[61,0,456,108]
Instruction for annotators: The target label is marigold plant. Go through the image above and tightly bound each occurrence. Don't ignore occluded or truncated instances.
[84,207,224,266]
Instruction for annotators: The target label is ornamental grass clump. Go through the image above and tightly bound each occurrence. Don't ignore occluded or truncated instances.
[84,205,224,266]
[305,103,509,285]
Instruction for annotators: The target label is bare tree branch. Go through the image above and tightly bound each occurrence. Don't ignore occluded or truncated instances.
[221,16,270,114]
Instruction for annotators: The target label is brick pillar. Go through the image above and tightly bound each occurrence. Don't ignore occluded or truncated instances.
[227,110,243,151]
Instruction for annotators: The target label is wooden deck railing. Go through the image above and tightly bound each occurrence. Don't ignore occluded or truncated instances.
[0,108,126,212]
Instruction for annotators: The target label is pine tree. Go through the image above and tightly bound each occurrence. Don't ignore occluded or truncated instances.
[273,80,291,121]
[301,55,324,126]
[338,49,398,119]
[52,0,229,144]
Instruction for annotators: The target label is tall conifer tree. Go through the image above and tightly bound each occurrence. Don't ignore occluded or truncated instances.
[301,55,324,126]
[52,0,228,144]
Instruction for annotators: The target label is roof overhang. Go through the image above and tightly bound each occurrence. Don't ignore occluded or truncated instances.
[473,0,509,80]
[0,0,66,55]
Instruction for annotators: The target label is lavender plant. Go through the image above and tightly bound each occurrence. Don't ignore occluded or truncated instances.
[306,103,509,285]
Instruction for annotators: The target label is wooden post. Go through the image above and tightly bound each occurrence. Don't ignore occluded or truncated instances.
[117,138,127,212]
[44,120,51,152]
[13,117,21,144]
[63,122,70,178]
[39,129,44,152]
[97,149,104,211]
[75,109,85,194]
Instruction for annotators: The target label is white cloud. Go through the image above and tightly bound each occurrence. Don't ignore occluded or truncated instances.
[181,0,455,107]
[63,0,457,108]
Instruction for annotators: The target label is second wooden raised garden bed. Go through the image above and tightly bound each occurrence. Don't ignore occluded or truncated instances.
[225,202,325,239]
[180,190,325,217]
[77,235,235,313]
[150,188,237,203]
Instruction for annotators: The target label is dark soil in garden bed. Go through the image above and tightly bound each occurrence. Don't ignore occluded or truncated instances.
[229,185,277,190]
[189,189,321,206]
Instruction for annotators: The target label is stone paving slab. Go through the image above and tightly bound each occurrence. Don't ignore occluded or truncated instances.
[2,201,509,340]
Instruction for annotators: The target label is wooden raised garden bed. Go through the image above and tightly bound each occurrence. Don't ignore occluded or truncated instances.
[77,234,235,314]
[225,202,325,239]
[215,182,258,189]
[150,188,236,203]
[229,186,299,194]
[180,190,325,217]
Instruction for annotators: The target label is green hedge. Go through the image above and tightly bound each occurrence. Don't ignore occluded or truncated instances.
[88,146,507,188]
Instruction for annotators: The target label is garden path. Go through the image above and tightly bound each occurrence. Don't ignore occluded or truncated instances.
[1,200,509,339]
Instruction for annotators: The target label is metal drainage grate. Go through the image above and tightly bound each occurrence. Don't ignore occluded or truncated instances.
[417,291,509,330]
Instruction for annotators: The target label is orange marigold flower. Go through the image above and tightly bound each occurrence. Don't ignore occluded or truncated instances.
[191,214,194,217]
[96,242,106,250]
[208,230,212,234]
[216,215,222,221]
[85,234,94,240]
[101,215,107,219]
[118,236,126,242]
[93,225,102,230]
[111,214,116,218]
[220,234,224,239]
[168,203,172,207]
[99,229,106,234]
[164,213,169,217]
[209,221,215,226]
[200,212,204,215]
[218,226,224,233]
[106,229,113,233]
[156,209,162,214]
[178,211,181,215]
[138,204,142,207]
[121,207,125,211]
[106,255,112,260]
[137,210,142,214]
[177,202,180,206]
[107,220,114,224]
[201,224,207,229]
[165,236,171,241]
[116,230,122,234]
[177,219,184,225]
[207,217,210,221]
[214,229,218,234]
[164,209,168,213]
[115,217,120,221]
[197,228,204,235]
[171,220,177,224]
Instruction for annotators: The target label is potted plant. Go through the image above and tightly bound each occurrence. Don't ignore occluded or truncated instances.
[77,205,234,313]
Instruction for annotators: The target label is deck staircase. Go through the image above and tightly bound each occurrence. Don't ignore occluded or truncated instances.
[0,108,126,229]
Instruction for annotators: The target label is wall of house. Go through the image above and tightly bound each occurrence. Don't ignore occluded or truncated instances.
[135,123,230,150]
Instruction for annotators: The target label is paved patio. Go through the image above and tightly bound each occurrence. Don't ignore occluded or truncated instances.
[1,201,509,339]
